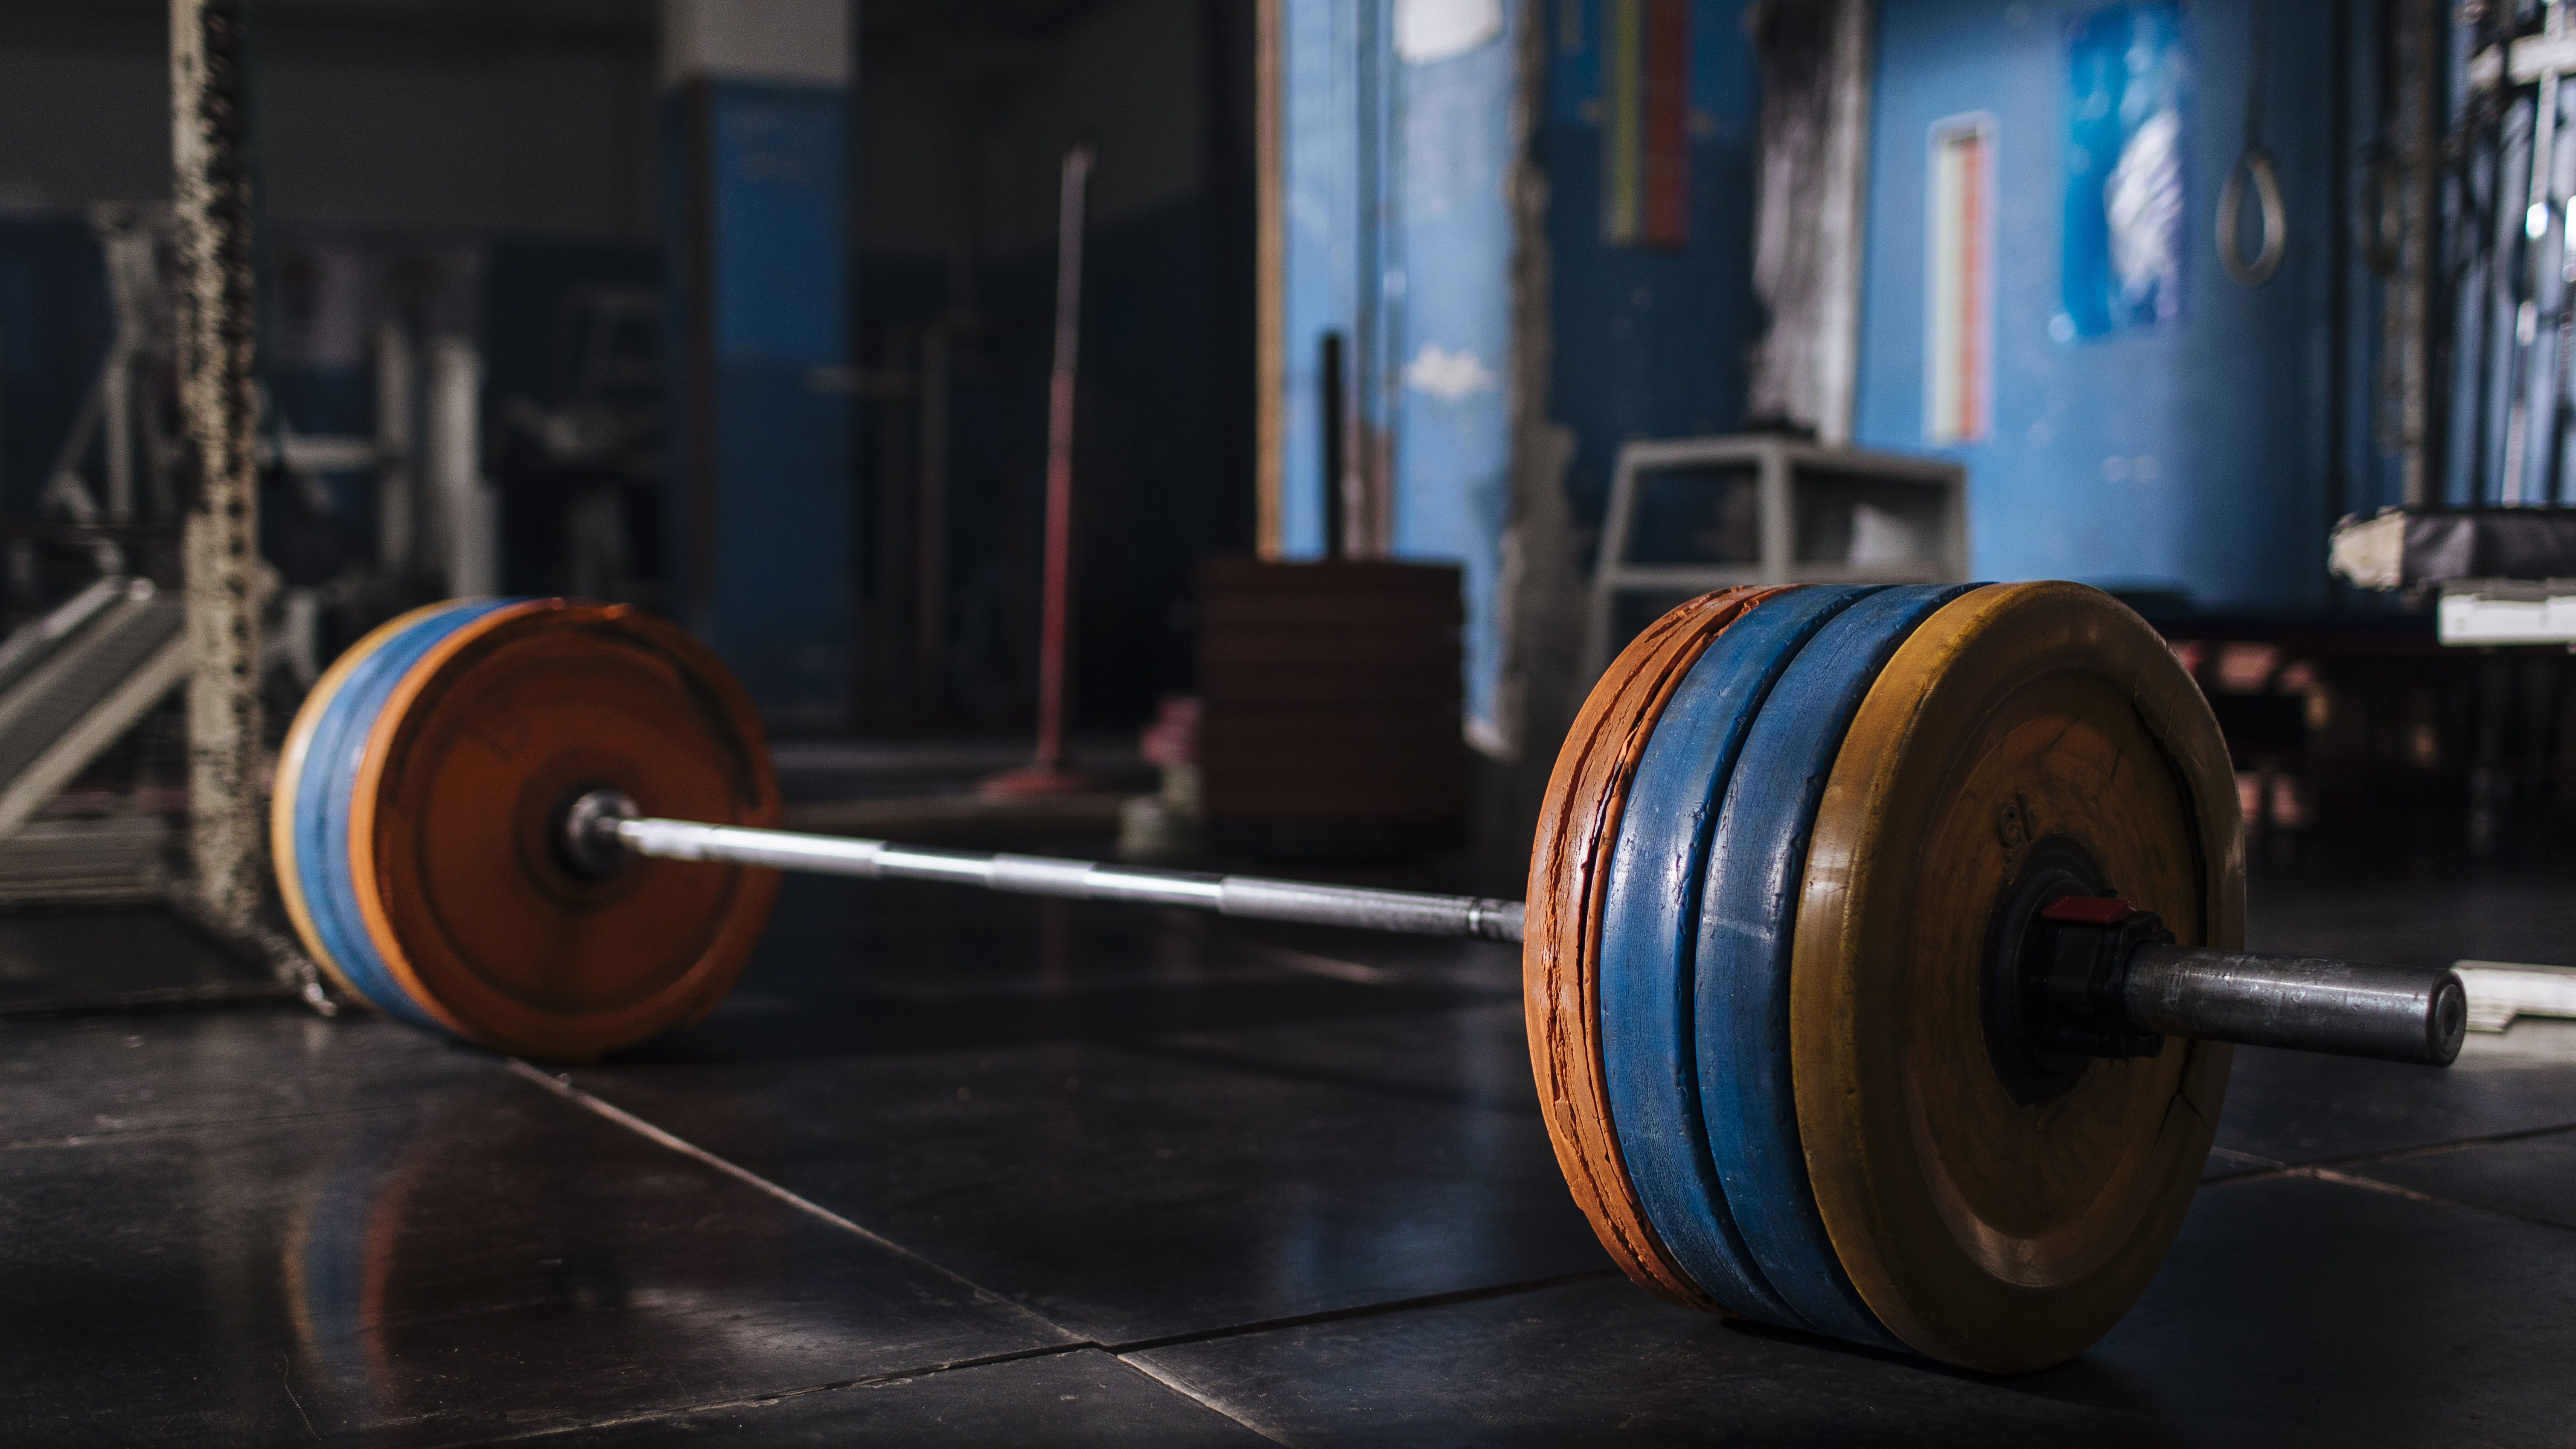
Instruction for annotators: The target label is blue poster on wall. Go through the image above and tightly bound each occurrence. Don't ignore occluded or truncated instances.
[2058,4,2188,340]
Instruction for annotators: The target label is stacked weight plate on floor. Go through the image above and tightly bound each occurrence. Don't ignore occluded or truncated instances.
[1525,581,2242,1372]
[271,598,781,1060]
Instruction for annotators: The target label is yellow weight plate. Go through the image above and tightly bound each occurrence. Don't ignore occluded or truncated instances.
[1790,582,2241,1372]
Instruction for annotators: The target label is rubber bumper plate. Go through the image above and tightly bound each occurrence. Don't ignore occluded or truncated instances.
[1695,583,1971,1350]
[273,599,782,1059]
[1595,583,1875,1329]
[275,599,521,1027]
[1791,581,2241,1371]
[1525,586,1773,1311]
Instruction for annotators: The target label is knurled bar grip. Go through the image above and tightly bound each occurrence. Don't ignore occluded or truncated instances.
[614,817,1527,943]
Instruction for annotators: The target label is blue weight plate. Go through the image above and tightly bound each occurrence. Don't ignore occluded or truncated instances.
[1597,584,1875,1330]
[294,598,522,1024]
[274,600,482,1001]
[1694,582,1972,1350]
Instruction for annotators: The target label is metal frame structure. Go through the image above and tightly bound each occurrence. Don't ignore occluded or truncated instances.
[1580,435,1968,684]
[172,0,265,936]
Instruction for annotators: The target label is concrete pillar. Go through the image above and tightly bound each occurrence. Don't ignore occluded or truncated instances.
[662,0,853,729]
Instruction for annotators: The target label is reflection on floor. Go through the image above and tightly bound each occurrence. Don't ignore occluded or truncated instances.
[4,822,2575,1445]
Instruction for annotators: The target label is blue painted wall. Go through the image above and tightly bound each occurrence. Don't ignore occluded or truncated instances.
[1391,12,1521,743]
[1855,0,2340,610]
[664,79,853,727]
[1282,0,1525,736]
[1539,0,1763,533]
[1280,0,1764,731]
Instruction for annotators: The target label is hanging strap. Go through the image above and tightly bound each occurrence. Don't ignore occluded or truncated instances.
[2220,0,2286,286]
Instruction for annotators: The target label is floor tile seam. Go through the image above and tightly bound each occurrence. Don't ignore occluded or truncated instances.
[0,983,306,1021]
[1114,1355,1297,1447]
[0,1099,422,1153]
[426,1343,1102,1448]
[1110,1037,1547,1119]
[2199,1117,2576,1186]
[1247,939,1520,993]
[2199,1146,2288,1183]
[2314,1116,2576,1165]
[2262,1163,2576,1235]
[1106,1268,1624,1355]
[425,1269,1613,1447]
[502,1059,1087,1343]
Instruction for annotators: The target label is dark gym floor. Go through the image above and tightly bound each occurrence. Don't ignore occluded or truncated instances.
[5,815,2576,1446]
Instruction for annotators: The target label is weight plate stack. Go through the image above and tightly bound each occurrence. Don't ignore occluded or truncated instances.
[1528,581,2241,1372]
[272,599,781,1059]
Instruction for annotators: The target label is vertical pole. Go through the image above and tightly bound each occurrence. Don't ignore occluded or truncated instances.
[1036,145,1092,774]
[171,0,264,931]
[373,326,412,576]
[2534,1,2570,504]
[915,320,949,726]
[427,335,492,595]
[1816,0,1875,446]
[986,147,1094,797]
[1353,0,1388,559]
[102,232,137,525]
[1320,331,1346,558]
[373,320,413,574]
[679,76,719,635]
[2325,0,2349,602]
[2395,0,2439,506]
[1254,0,1285,560]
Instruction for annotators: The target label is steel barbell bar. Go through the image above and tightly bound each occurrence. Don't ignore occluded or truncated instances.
[563,789,2466,1070]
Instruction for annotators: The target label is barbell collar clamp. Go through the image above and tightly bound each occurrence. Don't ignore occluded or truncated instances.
[2024,894,2466,1068]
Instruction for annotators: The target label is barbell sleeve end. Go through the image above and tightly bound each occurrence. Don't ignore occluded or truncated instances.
[2125,945,2468,1067]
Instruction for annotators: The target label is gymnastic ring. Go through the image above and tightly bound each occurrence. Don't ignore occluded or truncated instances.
[2218,147,2286,286]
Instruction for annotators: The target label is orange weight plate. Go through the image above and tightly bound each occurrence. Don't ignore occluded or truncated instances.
[1523,585,1783,1312]
[346,601,780,1059]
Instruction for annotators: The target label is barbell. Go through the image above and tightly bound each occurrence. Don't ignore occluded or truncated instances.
[271,582,2467,1373]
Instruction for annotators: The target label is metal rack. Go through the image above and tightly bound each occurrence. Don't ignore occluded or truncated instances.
[1580,436,1969,684]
